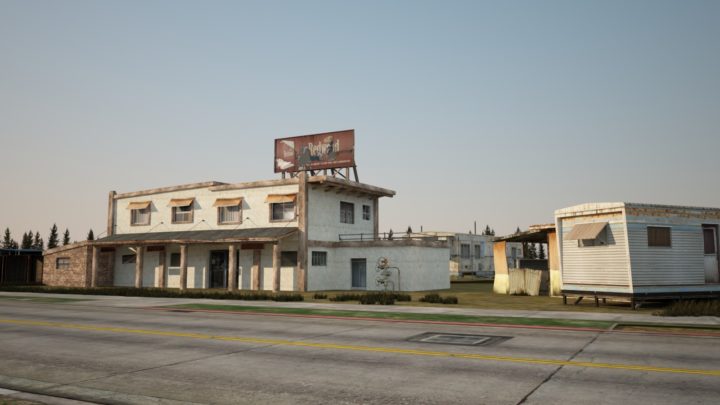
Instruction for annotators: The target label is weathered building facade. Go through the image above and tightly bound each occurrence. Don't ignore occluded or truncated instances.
[43,174,449,292]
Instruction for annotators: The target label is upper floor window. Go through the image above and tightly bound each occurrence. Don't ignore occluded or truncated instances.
[340,202,354,224]
[460,244,470,258]
[267,194,297,222]
[648,226,671,247]
[362,205,371,221]
[128,201,151,226]
[55,257,70,270]
[214,198,243,225]
[169,198,194,224]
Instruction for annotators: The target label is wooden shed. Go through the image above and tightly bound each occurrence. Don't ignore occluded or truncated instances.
[555,203,720,303]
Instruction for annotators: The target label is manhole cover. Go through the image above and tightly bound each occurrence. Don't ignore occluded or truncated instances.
[408,332,510,346]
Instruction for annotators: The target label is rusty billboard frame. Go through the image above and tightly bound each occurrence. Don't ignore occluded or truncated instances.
[274,129,356,173]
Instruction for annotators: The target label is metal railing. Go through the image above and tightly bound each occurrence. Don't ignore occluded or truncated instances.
[338,233,449,242]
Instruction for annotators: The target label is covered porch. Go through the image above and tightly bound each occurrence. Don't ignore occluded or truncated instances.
[91,228,299,292]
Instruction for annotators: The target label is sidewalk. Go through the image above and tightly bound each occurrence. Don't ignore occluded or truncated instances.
[1,291,718,326]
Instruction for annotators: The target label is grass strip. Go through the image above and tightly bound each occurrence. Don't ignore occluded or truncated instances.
[171,303,615,329]
[0,295,90,303]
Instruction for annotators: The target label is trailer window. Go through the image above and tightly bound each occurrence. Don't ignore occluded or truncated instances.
[647,227,671,247]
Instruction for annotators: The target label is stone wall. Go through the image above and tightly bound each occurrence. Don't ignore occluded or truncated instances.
[43,243,91,287]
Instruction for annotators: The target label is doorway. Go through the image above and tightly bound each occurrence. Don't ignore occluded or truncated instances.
[351,258,367,289]
[210,250,229,288]
[703,225,719,283]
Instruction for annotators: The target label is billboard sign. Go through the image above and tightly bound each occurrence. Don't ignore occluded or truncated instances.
[274,129,355,173]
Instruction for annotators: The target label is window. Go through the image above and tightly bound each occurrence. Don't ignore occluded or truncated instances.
[704,228,717,255]
[218,205,241,224]
[131,207,151,226]
[474,245,482,259]
[121,254,136,264]
[460,244,470,258]
[172,205,193,224]
[578,227,608,247]
[271,202,296,221]
[170,253,181,267]
[362,205,371,221]
[648,226,671,247]
[340,202,354,224]
[312,251,327,266]
[281,251,298,267]
[55,257,70,270]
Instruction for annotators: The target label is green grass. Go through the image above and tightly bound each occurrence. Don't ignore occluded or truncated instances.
[171,303,616,329]
[0,295,90,304]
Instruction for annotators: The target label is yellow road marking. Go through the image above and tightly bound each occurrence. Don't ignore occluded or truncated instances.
[1,318,719,377]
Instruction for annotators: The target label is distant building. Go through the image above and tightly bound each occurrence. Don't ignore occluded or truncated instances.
[555,203,720,302]
[417,232,522,277]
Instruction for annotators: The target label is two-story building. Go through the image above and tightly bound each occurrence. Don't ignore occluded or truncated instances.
[43,173,450,292]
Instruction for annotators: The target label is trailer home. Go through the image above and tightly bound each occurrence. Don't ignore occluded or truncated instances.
[555,203,720,302]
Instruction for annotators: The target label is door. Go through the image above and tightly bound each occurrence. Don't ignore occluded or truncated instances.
[210,250,229,289]
[703,226,719,283]
[351,259,367,289]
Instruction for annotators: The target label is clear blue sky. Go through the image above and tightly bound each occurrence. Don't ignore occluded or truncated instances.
[1,0,718,241]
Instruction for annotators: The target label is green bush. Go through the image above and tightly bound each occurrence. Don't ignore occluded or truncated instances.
[0,285,303,302]
[313,293,328,299]
[328,292,410,305]
[655,300,720,317]
[329,293,362,302]
[419,293,458,304]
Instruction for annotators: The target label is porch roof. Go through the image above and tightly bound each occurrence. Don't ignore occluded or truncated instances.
[95,227,297,245]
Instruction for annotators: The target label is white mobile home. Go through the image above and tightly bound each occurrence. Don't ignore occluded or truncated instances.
[555,203,720,302]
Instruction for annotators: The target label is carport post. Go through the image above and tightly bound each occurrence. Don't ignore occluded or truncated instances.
[272,242,281,292]
[179,244,188,291]
[90,245,99,288]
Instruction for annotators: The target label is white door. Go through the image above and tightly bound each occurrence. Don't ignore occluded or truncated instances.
[703,226,719,283]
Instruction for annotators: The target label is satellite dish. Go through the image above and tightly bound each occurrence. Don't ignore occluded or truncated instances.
[377,257,389,269]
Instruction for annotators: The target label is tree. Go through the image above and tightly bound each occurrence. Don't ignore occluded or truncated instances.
[62,229,71,246]
[2,228,15,249]
[490,228,496,236]
[516,226,521,234]
[387,229,394,240]
[527,243,538,259]
[406,226,413,235]
[538,243,546,260]
[483,225,492,236]
[87,229,95,241]
[33,231,44,250]
[47,224,59,249]
[21,231,33,249]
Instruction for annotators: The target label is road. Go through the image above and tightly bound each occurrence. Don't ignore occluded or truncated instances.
[0,297,718,404]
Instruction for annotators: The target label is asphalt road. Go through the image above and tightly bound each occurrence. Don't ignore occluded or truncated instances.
[0,298,718,405]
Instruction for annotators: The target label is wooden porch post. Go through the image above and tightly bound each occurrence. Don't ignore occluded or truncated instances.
[251,249,261,291]
[272,242,281,292]
[179,244,188,291]
[228,244,237,292]
[90,245,99,288]
[157,249,166,288]
[134,246,144,288]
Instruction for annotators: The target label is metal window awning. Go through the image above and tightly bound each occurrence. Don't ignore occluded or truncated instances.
[566,222,608,240]
[265,194,297,203]
[213,197,243,207]
[126,201,151,210]
[167,198,194,207]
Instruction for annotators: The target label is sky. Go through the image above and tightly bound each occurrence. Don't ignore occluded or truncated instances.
[1,0,719,242]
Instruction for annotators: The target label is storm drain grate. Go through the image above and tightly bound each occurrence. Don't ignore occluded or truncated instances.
[407,332,511,347]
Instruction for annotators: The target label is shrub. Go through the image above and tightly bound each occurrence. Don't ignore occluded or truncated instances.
[328,292,409,305]
[0,285,303,302]
[655,300,720,317]
[419,293,458,304]
[313,293,328,300]
[329,293,362,302]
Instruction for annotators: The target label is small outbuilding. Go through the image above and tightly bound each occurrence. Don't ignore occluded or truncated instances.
[555,203,720,303]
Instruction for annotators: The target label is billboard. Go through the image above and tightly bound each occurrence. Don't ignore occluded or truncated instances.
[274,129,355,173]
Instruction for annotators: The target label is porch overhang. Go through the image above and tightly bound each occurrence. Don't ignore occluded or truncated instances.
[92,227,297,246]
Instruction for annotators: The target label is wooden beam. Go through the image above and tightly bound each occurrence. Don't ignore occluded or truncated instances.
[252,249,261,291]
[228,244,237,292]
[179,244,188,291]
[272,243,281,292]
[134,246,144,288]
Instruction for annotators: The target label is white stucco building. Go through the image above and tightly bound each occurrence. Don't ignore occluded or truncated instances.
[52,173,449,292]
[417,232,522,277]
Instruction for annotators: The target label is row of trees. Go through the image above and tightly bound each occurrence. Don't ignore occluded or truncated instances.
[2,225,95,251]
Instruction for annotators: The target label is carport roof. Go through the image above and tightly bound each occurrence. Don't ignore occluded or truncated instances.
[95,227,297,245]
[494,224,555,243]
